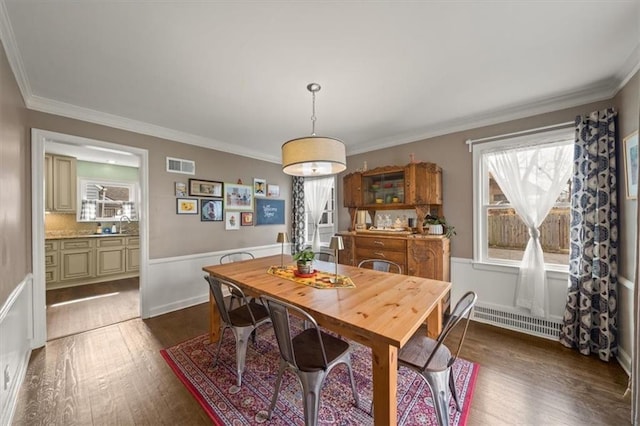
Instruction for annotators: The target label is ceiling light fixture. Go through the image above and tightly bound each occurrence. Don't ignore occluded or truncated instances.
[281,83,346,176]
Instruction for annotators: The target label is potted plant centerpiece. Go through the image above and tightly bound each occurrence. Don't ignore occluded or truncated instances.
[293,249,315,275]
[424,214,457,238]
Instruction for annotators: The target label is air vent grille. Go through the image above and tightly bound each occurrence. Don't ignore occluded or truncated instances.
[166,157,195,175]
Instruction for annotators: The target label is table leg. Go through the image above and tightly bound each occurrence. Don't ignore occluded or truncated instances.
[209,292,221,343]
[426,299,443,339]
[371,342,397,425]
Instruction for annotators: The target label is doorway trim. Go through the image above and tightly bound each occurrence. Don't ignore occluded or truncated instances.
[30,129,149,348]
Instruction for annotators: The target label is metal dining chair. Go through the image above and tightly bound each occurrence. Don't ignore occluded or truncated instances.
[204,276,271,387]
[397,291,477,426]
[261,295,360,426]
[357,258,402,274]
[313,251,335,262]
[219,251,255,310]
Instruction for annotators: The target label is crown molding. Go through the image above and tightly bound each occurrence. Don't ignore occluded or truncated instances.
[346,77,624,156]
[25,95,281,164]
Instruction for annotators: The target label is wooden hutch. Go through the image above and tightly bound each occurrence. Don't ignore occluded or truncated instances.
[338,161,451,310]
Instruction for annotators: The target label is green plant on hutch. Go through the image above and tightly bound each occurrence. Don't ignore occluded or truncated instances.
[424,214,456,239]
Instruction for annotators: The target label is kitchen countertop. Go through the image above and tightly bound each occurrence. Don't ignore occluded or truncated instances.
[45,233,139,240]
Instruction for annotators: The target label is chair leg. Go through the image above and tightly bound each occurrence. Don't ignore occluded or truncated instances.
[212,326,227,366]
[298,370,327,426]
[423,369,452,426]
[449,368,461,412]
[343,357,360,407]
[233,326,255,387]
[268,360,287,419]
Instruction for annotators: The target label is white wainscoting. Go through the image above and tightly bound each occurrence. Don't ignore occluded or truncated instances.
[0,274,33,426]
[451,257,633,375]
[145,243,285,318]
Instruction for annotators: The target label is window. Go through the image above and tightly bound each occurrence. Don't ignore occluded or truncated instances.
[77,178,138,221]
[304,177,337,247]
[473,128,573,268]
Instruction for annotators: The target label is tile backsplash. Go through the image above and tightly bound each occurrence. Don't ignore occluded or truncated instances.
[45,213,139,237]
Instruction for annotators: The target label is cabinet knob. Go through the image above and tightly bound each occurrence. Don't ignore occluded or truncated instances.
[374,240,384,246]
[374,252,386,258]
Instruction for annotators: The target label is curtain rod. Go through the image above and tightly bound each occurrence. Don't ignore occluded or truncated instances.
[465,121,574,152]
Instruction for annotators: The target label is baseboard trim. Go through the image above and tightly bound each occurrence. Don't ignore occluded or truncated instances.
[147,294,210,318]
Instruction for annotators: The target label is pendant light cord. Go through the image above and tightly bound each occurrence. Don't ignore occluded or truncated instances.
[310,89,317,136]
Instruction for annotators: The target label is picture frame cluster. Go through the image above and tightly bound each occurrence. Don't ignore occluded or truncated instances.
[174,177,282,229]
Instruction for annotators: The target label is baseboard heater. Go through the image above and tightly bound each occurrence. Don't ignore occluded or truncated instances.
[472,304,562,340]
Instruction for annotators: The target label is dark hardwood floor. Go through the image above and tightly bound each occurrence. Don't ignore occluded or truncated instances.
[13,303,630,425]
[46,278,139,340]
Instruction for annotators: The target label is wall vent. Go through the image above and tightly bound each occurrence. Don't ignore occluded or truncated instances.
[473,304,562,340]
[166,157,195,175]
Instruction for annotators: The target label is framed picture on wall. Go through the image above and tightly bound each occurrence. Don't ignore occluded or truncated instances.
[201,199,223,221]
[225,211,240,230]
[253,178,266,197]
[176,198,198,214]
[241,211,253,226]
[175,182,187,197]
[189,179,223,198]
[224,183,254,210]
[267,184,280,198]
[624,130,638,199]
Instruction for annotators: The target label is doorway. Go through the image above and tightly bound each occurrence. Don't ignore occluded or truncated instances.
[31,129,149,347]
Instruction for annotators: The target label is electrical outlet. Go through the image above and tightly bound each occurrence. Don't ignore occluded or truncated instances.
[3,365,9,390]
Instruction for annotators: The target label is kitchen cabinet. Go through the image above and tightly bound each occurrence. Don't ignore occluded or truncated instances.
[45,235,139,289]
[342,162,442,233]
[45,154,77,212]
[125,236,140,272]
[60,239,94,281]
[44,240,59,285]
[96,237,126,276]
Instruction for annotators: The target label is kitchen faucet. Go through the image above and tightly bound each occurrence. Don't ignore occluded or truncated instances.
[119,215,131,234]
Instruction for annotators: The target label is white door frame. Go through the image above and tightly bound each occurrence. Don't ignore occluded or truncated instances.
[30,129,150,347]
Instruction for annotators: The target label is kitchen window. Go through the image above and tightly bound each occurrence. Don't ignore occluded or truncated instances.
[77,179,139,221]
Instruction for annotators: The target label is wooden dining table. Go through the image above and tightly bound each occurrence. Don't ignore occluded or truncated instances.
[203,254,451,426]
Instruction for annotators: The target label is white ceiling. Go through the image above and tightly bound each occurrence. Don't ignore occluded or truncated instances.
[1,1,639,164]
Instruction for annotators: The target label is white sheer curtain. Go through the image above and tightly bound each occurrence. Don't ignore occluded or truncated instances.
[486,142,573,317]
[304,177,333,251]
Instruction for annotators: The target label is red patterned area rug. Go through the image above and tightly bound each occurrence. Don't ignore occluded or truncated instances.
[161,322,479,425]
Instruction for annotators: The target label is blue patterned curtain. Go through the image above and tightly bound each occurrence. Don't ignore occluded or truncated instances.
[559,108,618,362]
[291,177,306,254]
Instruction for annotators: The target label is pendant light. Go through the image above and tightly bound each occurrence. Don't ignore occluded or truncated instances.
[281,83,346,176]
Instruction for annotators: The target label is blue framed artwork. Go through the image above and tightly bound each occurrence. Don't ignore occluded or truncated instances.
[256,198,285,225]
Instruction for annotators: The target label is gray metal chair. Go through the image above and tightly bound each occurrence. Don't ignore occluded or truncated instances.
[397,291,477,426]
[219,251,255,310]
[262,296,359,426]
[204,276,271,387]
[357,258,402,274]
[313,251,335,262]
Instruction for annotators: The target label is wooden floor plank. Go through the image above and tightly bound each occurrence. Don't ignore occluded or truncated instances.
[13,303,630,425]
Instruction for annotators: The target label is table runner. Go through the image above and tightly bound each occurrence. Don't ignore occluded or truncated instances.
[267,265,356,289]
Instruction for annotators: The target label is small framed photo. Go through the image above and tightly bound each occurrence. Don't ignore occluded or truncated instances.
[267,184,280,198]
[253,178,266,197]
[176,198,198,215]
[241,211,253,226]
[225,211,240,230]
[224,183,254,211]
[175,182,187,197]
[201,199,223,221]
[189,179,223,198]
[623,130,638,199]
